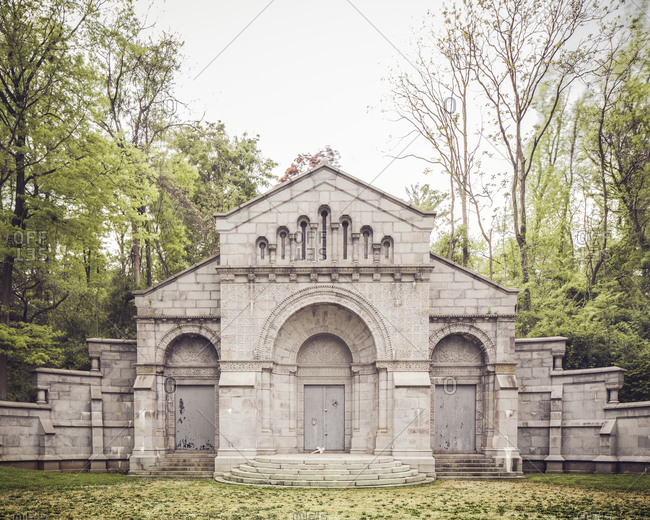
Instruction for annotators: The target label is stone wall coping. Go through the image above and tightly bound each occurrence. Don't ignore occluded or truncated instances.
[525,454,650,463]
[0,401,51,410]
[515,337,568,348]
[86,338,136,344]
[605,401,650,410]
[551,366,626,377]
[33,367,101,378]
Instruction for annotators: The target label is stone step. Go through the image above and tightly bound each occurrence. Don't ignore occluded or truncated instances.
[249,460,403,471]
[219,455,432,488]
[436,459,495,468]
[230,467,420,481]
[130,469,214,478]
[254,455,395,465]
[237,463,413,476]
[130,452,215,477]
[218,473,432,488]
[436,473,524,480]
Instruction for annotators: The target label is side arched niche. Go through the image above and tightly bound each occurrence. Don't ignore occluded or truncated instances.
[163,334,220,452]
[430,333,487,453]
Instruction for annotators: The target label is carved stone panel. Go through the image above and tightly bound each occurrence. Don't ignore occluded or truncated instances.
[297,334,352,366]
[431,334,484,366]
[167,335,219,367]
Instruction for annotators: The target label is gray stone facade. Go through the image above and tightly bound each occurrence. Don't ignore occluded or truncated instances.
[1,165,648,474]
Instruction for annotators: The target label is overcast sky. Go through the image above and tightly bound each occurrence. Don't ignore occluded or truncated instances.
[137,0,457,201]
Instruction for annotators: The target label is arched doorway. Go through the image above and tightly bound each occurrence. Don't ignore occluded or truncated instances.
[267,302,379,454]
[430,334,486,452]
[297,333,352,451]
[164,334,219,452]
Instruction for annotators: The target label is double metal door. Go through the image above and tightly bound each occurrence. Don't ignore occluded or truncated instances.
[434,384,476,451]
[304,385,345,451]
[175,385,215,451]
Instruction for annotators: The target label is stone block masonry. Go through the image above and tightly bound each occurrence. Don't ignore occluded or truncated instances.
[516,337,650,473]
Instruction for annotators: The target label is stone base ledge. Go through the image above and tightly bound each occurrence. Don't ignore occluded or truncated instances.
[0,401,51,410]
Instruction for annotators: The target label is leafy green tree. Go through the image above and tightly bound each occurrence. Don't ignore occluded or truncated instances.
[95,1,183,288]
[170,122,276,265]
[0,0,109,398]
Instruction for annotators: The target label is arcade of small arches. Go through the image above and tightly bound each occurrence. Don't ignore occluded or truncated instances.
[255,207,395,264]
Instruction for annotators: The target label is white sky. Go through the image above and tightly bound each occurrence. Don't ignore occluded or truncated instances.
[137,0,456,201]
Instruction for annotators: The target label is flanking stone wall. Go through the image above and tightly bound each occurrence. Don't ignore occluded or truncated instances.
[0,339,136,472]
[0,401,52,469]
[516,337,650,473]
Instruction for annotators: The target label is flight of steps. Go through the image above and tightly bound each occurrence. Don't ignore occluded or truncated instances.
[433,453,523,479]
[130,452,215,478]
[218,454,434,488]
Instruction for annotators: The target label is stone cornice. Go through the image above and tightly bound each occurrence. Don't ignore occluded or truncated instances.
[135,314,220,320]
[216,264,432,274]
[429,314,516,320]
[216,264,433,283]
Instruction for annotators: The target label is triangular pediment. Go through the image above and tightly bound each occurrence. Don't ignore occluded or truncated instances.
[214,165,436,232]
[214,164,436,267]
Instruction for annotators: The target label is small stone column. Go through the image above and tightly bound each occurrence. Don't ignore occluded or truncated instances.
[309,222,319,262]
[330,222,339,263]
[289,233,296,264]
[607,387,619,404]
[36,388,47,405]
[351,233,360,263]
[372,243,381,264]
[268,244,276,264]
[90,357,100,372]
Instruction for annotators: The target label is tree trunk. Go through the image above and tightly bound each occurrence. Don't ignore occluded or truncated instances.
[132,220,141,288]
[513,134,531,312]
[448,174,455,260]
[145,236,152,288]
[0,129,28,399]
[461,86,470,268]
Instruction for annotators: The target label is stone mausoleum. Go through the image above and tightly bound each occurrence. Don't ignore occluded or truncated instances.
[1,165,648,481]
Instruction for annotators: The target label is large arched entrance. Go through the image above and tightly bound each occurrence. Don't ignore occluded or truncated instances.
[297,333,352,451]
[430,334,487,452]
[270,303,379,454]
[164,334,219,452]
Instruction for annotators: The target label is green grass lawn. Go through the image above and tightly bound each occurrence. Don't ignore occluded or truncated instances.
[0,466,648,519]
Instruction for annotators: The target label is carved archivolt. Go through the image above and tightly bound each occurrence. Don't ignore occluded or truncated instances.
[431,335,484,365]
[166,335,219,367]
[157,323,221,366]
[429,322,495,365]
[257,285,393,361]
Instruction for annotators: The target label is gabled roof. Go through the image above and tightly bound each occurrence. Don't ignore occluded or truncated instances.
[429,251,519,294]
[213,164,437,220]
[133,253,220,296]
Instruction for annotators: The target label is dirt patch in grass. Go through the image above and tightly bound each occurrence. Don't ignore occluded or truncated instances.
[0,468,648,519]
